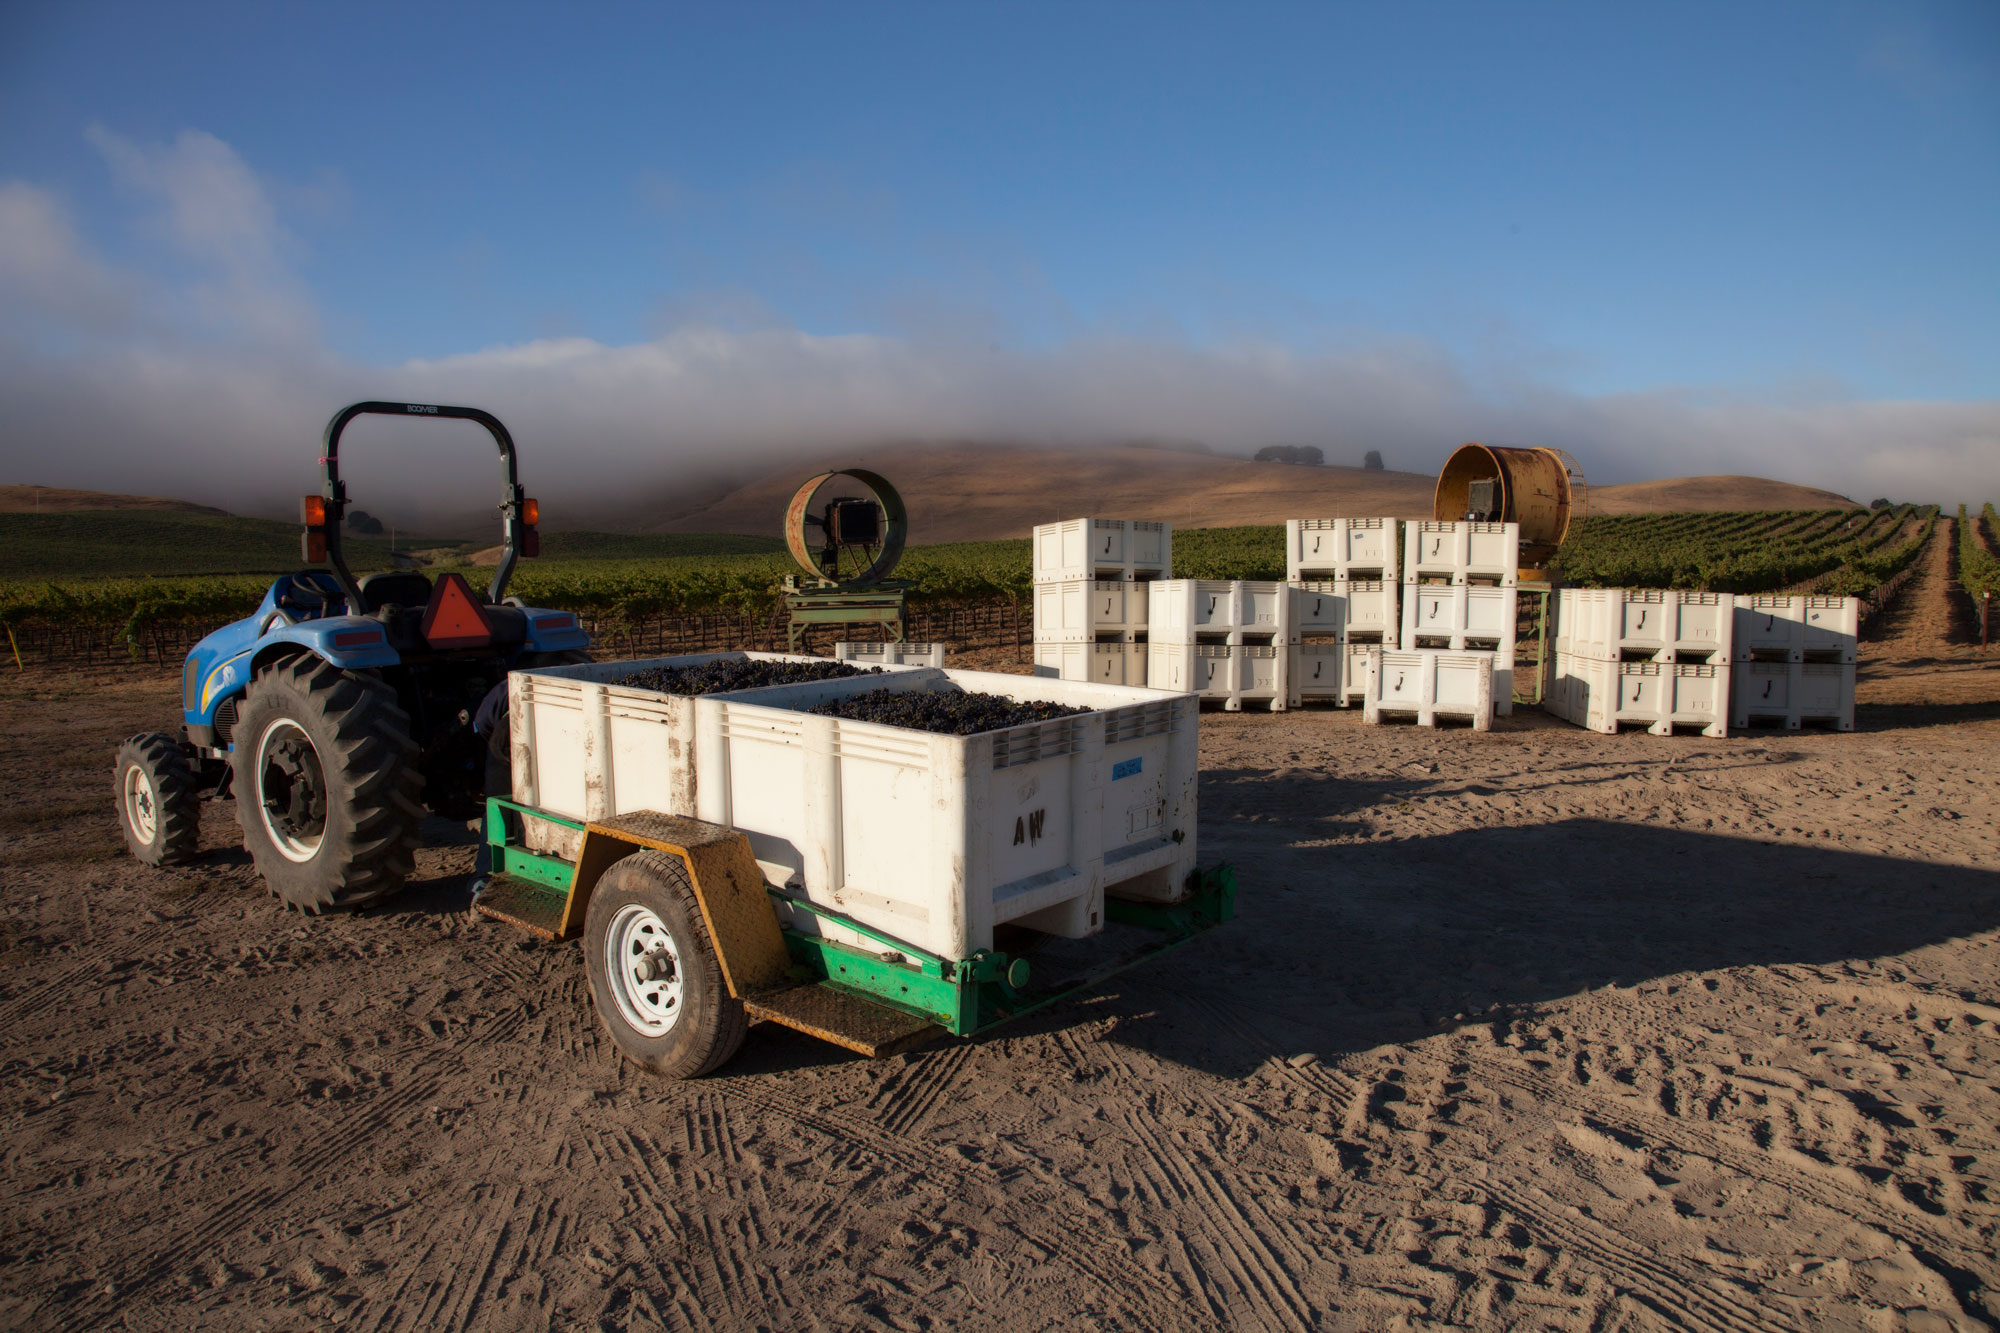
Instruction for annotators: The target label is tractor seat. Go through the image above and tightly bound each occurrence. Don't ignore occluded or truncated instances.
[357,571,435,614]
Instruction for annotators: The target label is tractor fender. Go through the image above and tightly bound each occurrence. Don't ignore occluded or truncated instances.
[183,618,400,750]
[512,607,591,656]
[247,615,402,676]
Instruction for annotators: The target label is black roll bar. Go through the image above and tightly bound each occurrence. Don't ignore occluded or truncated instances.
[316,401,530,609]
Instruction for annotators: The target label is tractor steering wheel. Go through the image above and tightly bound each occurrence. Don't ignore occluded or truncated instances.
[278,574,330,613]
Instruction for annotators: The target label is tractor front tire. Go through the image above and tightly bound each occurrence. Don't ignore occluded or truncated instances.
[233,656,424,912]
[583,851,747,1078]
[114,733,200,866]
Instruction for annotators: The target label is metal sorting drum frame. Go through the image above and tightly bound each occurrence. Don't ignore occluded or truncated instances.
[690,668,1201,961]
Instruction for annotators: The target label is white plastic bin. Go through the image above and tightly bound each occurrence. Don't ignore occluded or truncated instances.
[1404,520,1519,584]
[835,641,948,668]
[1733,595,1859,663]
[1147,642,1287,711]
[1286,517,1400,580]
[1341,580,1400,641]
[507,651,921,860]
[1362,649,1494,730]
[1290,582,1346,635]
[1033,518,1172,584]
[1556,589,1734,663]
[1548,654,1727,737]
[1035,638,1149,686]
[1034,578,1148,641]
[1731,659,1855,730]
[693,669,1201,959]
[1403,583,1518,644]
[1148,579,1295,641]
[1288,641,1344,704]
[1341,638,1377,705]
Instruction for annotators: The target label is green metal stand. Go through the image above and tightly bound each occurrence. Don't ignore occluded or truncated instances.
[479,796,1236,1040]
[782,576,910,652]
[1515,580,1553,707]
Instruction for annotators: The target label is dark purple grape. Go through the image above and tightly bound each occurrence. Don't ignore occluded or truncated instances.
[804,688,1089,735]
[616,659,880,696]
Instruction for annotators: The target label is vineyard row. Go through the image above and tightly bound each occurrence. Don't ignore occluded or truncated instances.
[0,506,1970,666]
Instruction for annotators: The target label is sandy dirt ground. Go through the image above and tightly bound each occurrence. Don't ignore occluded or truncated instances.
[4,574,1999,1329]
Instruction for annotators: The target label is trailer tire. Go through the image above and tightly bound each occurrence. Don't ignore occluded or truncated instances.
[114,733,200,866]
[583,851,747,1078]
[233,655,424,913]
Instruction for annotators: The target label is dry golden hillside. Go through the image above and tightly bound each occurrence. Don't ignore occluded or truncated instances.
[627,444,1862,544]
[0,484,229,515]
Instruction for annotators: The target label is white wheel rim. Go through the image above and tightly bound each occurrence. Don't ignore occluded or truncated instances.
[604,903,685,1038]
[122,764,158,844]
[254,717,325,863]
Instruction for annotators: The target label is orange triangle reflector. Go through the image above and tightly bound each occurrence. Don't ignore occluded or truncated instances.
[421,572,494,649]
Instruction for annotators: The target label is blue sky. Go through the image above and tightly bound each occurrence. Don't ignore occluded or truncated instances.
[1,1,1995,506]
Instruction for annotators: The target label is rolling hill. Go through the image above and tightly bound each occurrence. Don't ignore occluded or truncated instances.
[0,484,229,515]
[606,443,1862,544]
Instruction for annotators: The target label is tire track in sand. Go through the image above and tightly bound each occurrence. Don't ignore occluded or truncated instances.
[718,1079,1194,1328]
[873,1040,974,1138]
[51,1003,531,1332]
[1183,992,1790,1330]
[1474,1172,1789,1333]
[1081,1023,1319,1330]
[1457,1045,1996,1296]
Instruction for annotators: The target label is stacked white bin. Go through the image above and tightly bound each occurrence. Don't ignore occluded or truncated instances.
[1400,520,1518,715]
[1403,521,1519,586]
[1549,589,1732,737]
[1287,518,1400,582]
[1031,519,1171,686]
[1730,595,1858,730]
[1033,518,1172,583]
[1285,517,1400,707]
[1147,579,1293,710]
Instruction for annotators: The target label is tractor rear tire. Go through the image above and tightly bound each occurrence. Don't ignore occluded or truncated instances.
[114,733,200,866]
[233,655,424,913]
[583,851,748,1078]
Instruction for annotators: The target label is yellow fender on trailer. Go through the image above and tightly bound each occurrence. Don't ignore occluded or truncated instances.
[561,811,791,997]
[475,809,944,1059]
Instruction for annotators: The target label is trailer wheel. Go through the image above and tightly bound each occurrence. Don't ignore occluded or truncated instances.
[584,851,747,1078]
[232,655,424,912]
[114,733,200,866]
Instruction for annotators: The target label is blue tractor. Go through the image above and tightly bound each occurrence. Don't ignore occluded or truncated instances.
[112,402,591,911]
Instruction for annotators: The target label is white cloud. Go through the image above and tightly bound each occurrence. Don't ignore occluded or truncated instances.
[0,129,1994,517]
[0,182,142,335]
[86,125,317,344]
